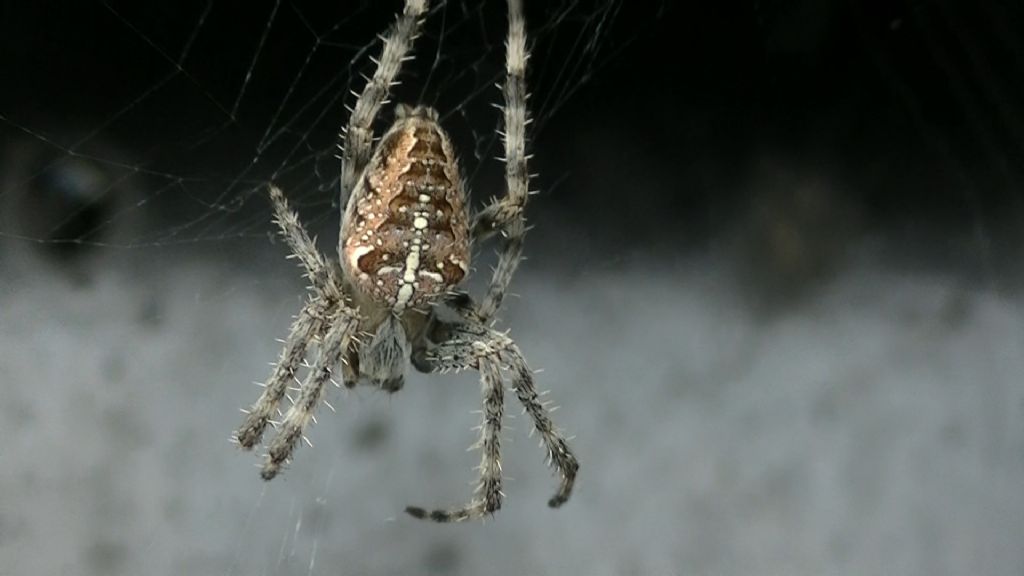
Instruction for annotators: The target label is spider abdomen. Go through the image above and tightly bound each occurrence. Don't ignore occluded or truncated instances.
[341,105,470,312]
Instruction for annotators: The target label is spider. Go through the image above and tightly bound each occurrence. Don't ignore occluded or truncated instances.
[233,0,578,523]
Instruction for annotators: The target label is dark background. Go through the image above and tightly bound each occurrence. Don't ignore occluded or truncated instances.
[4,0,1023,253]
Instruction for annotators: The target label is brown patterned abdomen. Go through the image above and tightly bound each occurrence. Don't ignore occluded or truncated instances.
[341,105,470,312]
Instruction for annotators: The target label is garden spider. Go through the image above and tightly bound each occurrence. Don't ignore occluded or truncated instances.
[233,0,578,522]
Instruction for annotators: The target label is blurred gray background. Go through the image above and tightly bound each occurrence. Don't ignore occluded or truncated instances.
[2,1,1023,574]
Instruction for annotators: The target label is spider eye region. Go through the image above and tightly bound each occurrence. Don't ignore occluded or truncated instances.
[342,114,470,312]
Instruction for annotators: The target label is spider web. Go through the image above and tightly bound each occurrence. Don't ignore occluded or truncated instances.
[0,0,619,256]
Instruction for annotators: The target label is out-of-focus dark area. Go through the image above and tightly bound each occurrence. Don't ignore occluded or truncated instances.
[4,0,1024,290]
[1,1,1022,575]
[6,1,1024,234]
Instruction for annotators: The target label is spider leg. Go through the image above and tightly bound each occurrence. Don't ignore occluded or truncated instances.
[261,309,358,480]
[236,184,346,449]
[406,320,577,521]
[471,200,523,243]
[503,343,578,508]
[473,0,531,322]
[406,354,505,523]
[267,185,341,294]
[235,298,327,449]
[339,0,429,203]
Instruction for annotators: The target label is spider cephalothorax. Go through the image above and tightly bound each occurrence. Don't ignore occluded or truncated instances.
[234,0,577,523]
